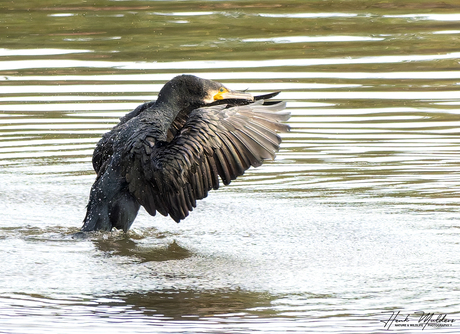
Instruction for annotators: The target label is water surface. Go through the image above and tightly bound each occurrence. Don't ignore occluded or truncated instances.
[1,0,460,333]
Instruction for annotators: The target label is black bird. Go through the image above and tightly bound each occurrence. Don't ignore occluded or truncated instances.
[81,75,290,232]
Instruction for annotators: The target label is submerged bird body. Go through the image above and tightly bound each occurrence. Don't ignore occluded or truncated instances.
[81,75,290,232]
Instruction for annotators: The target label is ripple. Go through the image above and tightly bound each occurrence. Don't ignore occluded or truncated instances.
[384,14,460,21]
[243,35,384,43]
[0,48,91,57]
[2,51,460,70]
[154,11,215,16]
[3,70,460,81]
[258,13,358,18]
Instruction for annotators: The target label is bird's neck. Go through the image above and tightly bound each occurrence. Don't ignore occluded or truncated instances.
[140,99,186,142]
[155,99,182,123]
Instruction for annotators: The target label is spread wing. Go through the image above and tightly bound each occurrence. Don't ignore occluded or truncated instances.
[122,100,290,223]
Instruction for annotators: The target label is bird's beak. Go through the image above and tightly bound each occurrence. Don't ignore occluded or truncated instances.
[213,89,254,102]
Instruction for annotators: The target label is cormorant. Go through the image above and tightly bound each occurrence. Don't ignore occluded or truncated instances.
[81,75,290,232]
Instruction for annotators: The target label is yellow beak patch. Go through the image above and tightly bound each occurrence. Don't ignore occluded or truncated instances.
[213,87,229,100]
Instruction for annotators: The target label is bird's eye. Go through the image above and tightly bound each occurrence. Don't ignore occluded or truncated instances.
[219,87,225,93]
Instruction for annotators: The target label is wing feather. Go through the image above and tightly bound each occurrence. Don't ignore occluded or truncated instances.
[123,100,290,222]
[214,147,232,185]
[217,133,245,175]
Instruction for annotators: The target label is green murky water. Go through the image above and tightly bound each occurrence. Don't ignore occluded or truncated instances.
[1,1,460,333]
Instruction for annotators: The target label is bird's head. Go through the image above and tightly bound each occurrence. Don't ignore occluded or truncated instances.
[157,75,254,110]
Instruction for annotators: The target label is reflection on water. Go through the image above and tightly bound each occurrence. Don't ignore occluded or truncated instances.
[120,289,277,320]
[92,235,193,262]
[1,0,460,333]
[0,289,281,334]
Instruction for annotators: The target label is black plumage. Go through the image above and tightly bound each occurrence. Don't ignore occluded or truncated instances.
[81,75,290,232]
